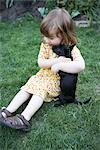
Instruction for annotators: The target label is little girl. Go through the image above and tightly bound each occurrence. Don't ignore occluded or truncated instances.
[0,8,85,131]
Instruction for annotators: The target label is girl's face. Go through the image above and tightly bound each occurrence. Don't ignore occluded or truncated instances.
[43,36,62,46]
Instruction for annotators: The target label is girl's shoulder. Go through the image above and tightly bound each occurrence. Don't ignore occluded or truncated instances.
[72,45,80,52]
[39,42,53,59]
[71,45,82,60]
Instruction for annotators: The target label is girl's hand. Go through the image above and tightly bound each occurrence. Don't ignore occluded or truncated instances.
[50,57,71,67]
[51,57,71,74]
[51,64,59,74]
[58,56,71,62]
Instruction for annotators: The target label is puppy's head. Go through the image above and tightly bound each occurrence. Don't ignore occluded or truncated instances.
[52,44,75,57]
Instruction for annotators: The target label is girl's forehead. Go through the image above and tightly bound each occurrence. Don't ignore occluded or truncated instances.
[42,30,56,37]
[48,28,60,36]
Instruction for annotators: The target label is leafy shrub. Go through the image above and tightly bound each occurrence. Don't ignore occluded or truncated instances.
[44,0,100,22]
[5,0,100,23]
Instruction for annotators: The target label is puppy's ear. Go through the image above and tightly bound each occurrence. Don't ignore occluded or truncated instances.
[52,44,62,55]
[70,44,76,50]
[64,44,75,59]
[63,44,70,50]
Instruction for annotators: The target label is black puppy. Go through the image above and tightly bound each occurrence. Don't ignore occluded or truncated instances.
[52,44,91,106]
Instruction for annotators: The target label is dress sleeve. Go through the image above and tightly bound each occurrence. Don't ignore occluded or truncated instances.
[38,43,49,59]
[71,46,82,60]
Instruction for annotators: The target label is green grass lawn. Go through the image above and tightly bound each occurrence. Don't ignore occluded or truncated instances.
[0,14,100,150]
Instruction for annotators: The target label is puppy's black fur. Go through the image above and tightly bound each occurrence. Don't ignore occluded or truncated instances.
[52,44,91,106]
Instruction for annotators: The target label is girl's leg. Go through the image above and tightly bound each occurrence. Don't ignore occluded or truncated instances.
[6,90,31,114]
[21,95,43,121]
[1,95,43,131]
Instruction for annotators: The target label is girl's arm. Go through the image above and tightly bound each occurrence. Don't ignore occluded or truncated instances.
[51,46,85,74]
[38,57,60,69]
[38,43,63,69]
[51,56,85,74]
[38,56,71,69]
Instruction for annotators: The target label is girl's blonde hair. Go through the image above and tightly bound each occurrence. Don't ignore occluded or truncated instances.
[40,8,77,45]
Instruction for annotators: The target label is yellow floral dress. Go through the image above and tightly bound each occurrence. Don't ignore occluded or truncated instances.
[21,42,81,102]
